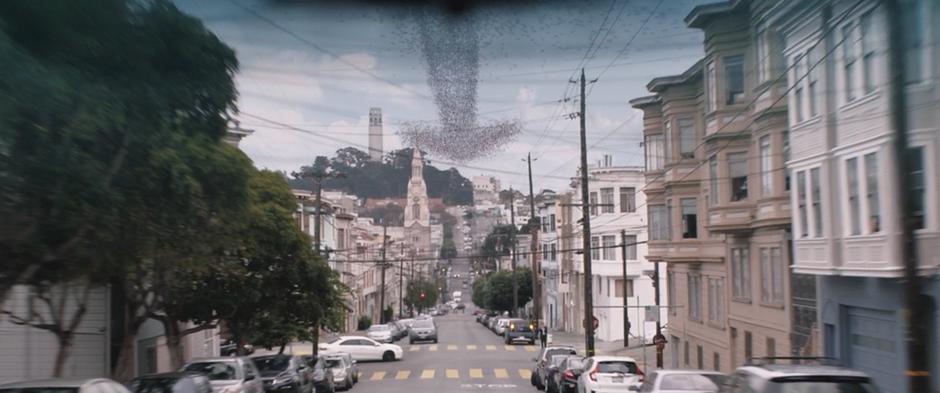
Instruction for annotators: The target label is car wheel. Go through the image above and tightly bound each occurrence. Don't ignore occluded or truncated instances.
[382,351,395,361]
[433,339,438,344]
[530,371,538,386]
[409,339,414,344]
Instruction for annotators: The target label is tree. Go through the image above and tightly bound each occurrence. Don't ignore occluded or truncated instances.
[482,268,532,313]
[405,280,440,313]
[471,275,489,309]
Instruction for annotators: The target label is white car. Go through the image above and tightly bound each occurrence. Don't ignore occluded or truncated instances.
[181,357,264,393]
[318,336,403,362]
[577,356,644,393]
[365,324,394,343]
[635,369,726,392]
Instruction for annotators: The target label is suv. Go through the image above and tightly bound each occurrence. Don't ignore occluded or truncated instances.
[530,345,577,390]
[721,359,878,393]
[251,354,312,393]
[503,318,535,345]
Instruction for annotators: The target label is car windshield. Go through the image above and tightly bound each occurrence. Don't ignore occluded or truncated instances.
[183,361,239,380]
[545,348,576,361]
[368,325,390,331]
[413,320,434,328]
[596,361,638,374]
[766,379,878,393]
[658,374,726,391]
[324,358,344,368]
[253,356,290,372]
[550,355,569,367]
[566,359,584,370]
[509,320,532,332]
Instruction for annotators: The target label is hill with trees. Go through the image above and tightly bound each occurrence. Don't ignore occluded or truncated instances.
[289,147,473,206]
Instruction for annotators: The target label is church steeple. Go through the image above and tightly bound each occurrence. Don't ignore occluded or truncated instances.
[405,148,430,228]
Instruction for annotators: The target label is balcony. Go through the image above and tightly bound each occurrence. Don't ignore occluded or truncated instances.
[706,203,754,234]
[752,195,791,229]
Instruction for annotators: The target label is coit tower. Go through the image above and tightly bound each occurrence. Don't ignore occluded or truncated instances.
[368,107,383,161]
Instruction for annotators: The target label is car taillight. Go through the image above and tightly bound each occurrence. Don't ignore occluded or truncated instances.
[636,366,645,382]
[587,365,598,382]
[563,370,575,380]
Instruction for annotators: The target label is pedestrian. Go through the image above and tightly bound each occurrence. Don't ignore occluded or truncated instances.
[539,326,547,347]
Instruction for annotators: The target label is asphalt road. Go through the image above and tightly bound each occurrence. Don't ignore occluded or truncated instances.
[348,312,539,393]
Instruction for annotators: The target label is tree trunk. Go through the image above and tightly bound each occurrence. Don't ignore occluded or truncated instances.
[311,327,319,355]
[53,333,74,377]
[112,323,140,381]
[278,344,286,354]
[164,319,185,370]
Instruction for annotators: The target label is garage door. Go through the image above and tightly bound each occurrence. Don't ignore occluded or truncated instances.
[846,307,899,393]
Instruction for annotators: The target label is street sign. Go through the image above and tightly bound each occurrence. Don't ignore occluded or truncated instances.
[644,305,659,322]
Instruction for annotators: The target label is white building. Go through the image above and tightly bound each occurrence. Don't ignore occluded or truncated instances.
[537,195,561,329]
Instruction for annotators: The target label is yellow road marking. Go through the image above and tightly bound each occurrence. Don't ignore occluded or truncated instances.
[466,344,477,350]
[485,345,497,351]
[409,346,421,352]
[446,369,459,379]
[420,369,435,379]
[469,368,484,378]
[519,369,532,379]
[504,345,516,351]
[447,344,458,351]
[428,345,438,352]
[524,346,538,352]
[395,371,410,380]
[370,371,386,380]
[494,368,509,378]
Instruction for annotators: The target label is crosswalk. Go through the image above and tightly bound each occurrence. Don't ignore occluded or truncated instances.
[405,344,539,353]
[360,368,533,381]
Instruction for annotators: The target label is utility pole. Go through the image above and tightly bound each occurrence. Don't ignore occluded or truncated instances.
[510,188,518,318]
[525,153,541,326]
[399,243,404,320]
[620,230,631,348]
[379,223,388,324]
[575,68,595,356]
[885,1,930,390]
[293,170,346,256]
[653,260,663,368]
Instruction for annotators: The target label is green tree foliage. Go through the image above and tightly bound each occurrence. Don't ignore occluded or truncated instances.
[471,276,489,309]
[472,269,532,313]
[439,239,458,259]
[289,147,473,205]
[405,280,440,313]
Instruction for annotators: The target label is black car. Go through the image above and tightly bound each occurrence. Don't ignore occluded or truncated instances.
[548,355,584,393]
[251,355,313,393]
[129,372,212,393]
[531,346,578,391]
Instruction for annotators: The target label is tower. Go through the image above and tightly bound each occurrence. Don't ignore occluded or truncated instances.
[368,107,383,161]
[404,148,430,228]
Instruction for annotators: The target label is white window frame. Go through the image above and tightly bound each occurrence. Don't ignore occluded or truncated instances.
[709,155,719,206]
[688,273,702,322]
[760,247,784,305]
[860,10,877,94]
[705,61,717,112]
[759,135,772,196]
[678,117,695,159]
[645,134,665,171]
[602,235,616,260]
[731,247,751,301]
[724,55,745,105]
[600,188,614,214]
[707,277,725,326]
[842,23,858,103]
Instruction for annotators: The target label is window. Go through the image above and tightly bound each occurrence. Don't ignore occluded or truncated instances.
[600,188,614,213]
[591,237,600,261]
[766,337,776,357]
[590,192,598,216]
[909,146,925,229]
[797,171,808,237]
[744,331,753,359]
[646,134,665,171]
[667,272,676,315]
[707,277,724,325]
[842,24,857,102]
[663,120,673,164]
[714,353,721,372]
[860,11,876,94]
[793,54,805,123]
[666,199,673,239]
[902,0,927,84]
[706,61,716,111]
[337,228,346,249]
[709,156,719,205]
[760,247,784,305]
[783,131,791,191]
[864,153,880,233]
[602,235,616,260]
[759,136,772,195]
[623,234,637,260]
[724,55,745,105]
[678,118,695,159]
[412,204,420,220]
[847,158,861,235]
[756,30,769,82]
[607,279,611,296]
[681,198,698,238]
[615,279,634,298]
[684,341,690,366]
[550,243,557,261]
[732,248,750,301]
[811,168,822,237]
[550,214,556,231]
[697,345,704,370]
[649,205,669,240]
[688,273,702,321]
[619,187,636,213]
[807,49,819,117]
[728,153,748,201]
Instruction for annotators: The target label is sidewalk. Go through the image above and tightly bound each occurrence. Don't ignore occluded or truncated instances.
[546,331,672,370]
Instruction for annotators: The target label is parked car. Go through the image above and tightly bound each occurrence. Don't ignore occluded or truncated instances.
[322,355,356,391]
[408,317,438,344]
[251,354,313,393]
[636,370,726,393]
[0,379,131,393]
[719,360,877,393]
[398,318,415,329]
[543,354,573,393]
[530,346,578,390]
[365,324,394,343]
[389,320,408,341]
[548,356,585,393]
[220,340,254,357]
[503,318,535,345]
[308,356,334,393]
[493,318,511,335]
[318,336,403,362]
[576,356,644,393]
[129,373,212,393]
[181,357,264,393]
[322,353,358,385]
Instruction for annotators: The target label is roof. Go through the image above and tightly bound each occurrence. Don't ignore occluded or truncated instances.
[0,379,107,388]
[652,369,725,376]
[737,364,871,380]
[646,59,704,92]
[628,94,661,108]
[685,0,747,28]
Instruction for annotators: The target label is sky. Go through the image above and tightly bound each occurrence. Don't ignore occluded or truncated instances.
[174,0,713,192]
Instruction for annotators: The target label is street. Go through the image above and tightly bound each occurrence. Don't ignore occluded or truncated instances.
[350,312,537,393]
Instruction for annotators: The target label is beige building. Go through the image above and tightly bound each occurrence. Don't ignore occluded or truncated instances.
[631,0,797,372]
